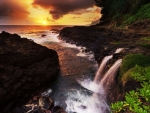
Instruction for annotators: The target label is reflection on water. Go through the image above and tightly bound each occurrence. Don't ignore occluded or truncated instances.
[43,43,97,76]
[42,42,98,110]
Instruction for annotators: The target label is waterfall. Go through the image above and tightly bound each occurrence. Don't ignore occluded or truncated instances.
[115,48,124,53]
[94,55,113,83]
[99,59,122,90]
[65,49,123,113]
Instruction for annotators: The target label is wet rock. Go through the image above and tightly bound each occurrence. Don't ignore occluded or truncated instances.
[0,31,60,113]
[78,105,87,109]
[129,45,136,49]
[13,107,22,113]
[41,34,46,37]
[38,97,54,110]
[51,106,66,113]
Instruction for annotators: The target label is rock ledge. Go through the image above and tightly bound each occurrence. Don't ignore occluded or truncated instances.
[0,31,60,113]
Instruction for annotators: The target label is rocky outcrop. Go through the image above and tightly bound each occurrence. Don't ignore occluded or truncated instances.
[0,31,60,113]
[59,25,150,104]
[59,26,149,64]
[59,26,111,63]
[13,96,66,113]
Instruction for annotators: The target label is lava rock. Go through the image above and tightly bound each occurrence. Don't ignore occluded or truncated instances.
[0,31,60,113]
[38,96,54,110]
[51,106,66,113]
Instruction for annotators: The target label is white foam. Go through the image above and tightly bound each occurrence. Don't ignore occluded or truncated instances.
[20,31,60,44]
[65,89,109,113]
[77,78,104,94]
[41,88,52,97]
[115,48,124,53]
[60,42,80,49]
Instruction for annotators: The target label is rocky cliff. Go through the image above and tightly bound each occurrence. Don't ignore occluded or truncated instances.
[0,31,60,113]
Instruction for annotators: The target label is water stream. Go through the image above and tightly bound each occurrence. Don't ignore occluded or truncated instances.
[0,26,122,113]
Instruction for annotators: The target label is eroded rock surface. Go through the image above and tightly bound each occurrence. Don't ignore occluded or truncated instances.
[0,31,60,113]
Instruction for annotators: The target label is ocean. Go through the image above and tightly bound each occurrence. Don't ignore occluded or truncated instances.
[0,25,103,113]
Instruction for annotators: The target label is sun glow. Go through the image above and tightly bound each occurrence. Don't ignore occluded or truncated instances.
[42,21,47,25]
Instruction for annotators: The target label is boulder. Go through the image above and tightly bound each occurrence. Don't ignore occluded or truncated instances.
[0,31,60,113]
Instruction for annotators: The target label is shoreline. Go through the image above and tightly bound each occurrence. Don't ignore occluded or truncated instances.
[58,21,150,103]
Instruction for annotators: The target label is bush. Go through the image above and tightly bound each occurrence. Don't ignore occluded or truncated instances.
[111,66,150,113]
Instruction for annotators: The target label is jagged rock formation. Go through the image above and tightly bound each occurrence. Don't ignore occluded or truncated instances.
[0,31,60,113]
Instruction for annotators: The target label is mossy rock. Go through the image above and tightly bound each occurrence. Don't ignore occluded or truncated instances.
[120,54,150,78]
[122,67,135,83]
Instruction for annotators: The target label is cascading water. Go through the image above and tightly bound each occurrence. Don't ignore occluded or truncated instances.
[94,55,113,83]
[99,59,122,90]
[115,48,124,53]
[66,49,123,113]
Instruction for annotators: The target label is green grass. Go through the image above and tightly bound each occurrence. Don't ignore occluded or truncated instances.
[124,3,150,25]
[110,41,122,45]
[139,43,150,49]
[137,37,150,49]
[122,67,136,83]
[141,37,150,41]
[120,54,150,77]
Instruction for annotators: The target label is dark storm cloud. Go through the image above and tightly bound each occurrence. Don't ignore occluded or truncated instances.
[0,0,29,19]
[33,0,95,19]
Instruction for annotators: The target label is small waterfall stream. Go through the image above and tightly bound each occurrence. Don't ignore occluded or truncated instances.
[99,59,122,89]
[66,48,123,113]
[94,55,113,83]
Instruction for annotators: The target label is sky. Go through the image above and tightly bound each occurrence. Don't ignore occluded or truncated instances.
[0,0,101,25]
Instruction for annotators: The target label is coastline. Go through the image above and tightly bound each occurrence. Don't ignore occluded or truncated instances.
[0,19,150,112]
[58,20,150,103]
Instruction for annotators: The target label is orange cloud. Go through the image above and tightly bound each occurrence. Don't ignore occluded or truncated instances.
[0,0,31,24]
[32,0,95,19]
[0,0,29,19]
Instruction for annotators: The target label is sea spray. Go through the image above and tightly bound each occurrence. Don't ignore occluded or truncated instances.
[65,52,123,113]
[65,89,109,113]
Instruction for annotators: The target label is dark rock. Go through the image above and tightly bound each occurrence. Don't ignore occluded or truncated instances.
[78,105,87,109]
[51,106,66,113]
[12,107,22,113]
[38,96,53,110]
[0,31,60,113]
[41,34,46,37]
[129,45,136,49]
[124,80,141,93]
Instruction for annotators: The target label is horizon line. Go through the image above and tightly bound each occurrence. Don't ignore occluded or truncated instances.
[0,24,90,26]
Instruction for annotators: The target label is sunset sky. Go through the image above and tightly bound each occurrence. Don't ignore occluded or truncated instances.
[0,0,101,25]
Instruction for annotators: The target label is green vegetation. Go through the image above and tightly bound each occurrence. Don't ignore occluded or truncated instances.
[94,0,150,25]
[111,54,150,112]
[124,3,150,25]
[111,65,150,113]
[137,37,150,49]
[141,37,150,41]
[110,41,122,45]
[120,54,150,77]
[139,42,150,49]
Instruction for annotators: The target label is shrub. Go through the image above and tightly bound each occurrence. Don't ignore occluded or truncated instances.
[111,66,150,113]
